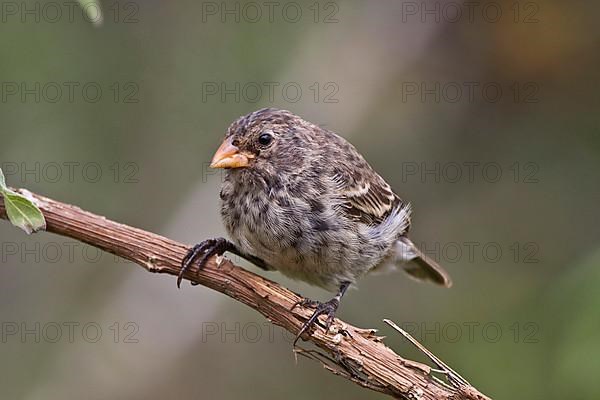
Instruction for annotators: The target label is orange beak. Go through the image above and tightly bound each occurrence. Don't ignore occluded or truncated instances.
[210,137,253,169]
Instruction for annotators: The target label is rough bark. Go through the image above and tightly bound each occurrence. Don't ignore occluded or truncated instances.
[0,189,491,400]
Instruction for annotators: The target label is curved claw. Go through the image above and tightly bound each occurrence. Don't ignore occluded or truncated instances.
[293,298,340,346]
[177,238,230,288]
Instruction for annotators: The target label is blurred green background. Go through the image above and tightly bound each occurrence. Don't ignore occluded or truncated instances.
[1,0,599,399]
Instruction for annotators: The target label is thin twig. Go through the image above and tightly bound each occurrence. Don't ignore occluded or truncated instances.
[384,319,470,387]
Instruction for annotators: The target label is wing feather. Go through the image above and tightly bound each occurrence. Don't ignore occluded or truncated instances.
[332,161,407,227]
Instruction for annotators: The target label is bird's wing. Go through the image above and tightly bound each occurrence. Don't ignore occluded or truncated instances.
[332,163,406,226]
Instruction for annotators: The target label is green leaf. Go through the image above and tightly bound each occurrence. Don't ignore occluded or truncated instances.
[2,191,46,234]
[0,168,46,234]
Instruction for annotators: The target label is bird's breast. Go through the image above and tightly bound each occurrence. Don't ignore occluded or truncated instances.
[218,175,395,290]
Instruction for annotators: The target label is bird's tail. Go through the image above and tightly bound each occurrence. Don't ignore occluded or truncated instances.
[394,237,452,287]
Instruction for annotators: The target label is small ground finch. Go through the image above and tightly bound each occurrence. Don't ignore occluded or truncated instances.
[178,108,451,343]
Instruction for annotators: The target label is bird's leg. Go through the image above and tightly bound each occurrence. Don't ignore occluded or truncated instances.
[177,237,269,288]
[293,281,351,346]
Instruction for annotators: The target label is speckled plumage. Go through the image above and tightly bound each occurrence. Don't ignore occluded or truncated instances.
[217,108,451,291]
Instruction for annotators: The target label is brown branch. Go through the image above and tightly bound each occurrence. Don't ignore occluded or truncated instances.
[0,189,491,400]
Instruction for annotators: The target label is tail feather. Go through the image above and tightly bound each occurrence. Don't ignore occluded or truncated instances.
[395,237,452,287]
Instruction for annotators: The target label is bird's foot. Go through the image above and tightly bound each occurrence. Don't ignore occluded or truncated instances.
[293,298,340,346]
[177,237,231,288]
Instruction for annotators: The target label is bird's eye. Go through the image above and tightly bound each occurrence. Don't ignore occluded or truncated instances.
[258,133,273,146]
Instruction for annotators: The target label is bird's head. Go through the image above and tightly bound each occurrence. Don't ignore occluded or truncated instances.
[210,108,315,172]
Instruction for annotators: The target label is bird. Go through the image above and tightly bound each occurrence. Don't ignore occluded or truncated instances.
[177,108,451,344]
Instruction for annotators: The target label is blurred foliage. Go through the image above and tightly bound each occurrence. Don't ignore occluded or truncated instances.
[1,0,599,399]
